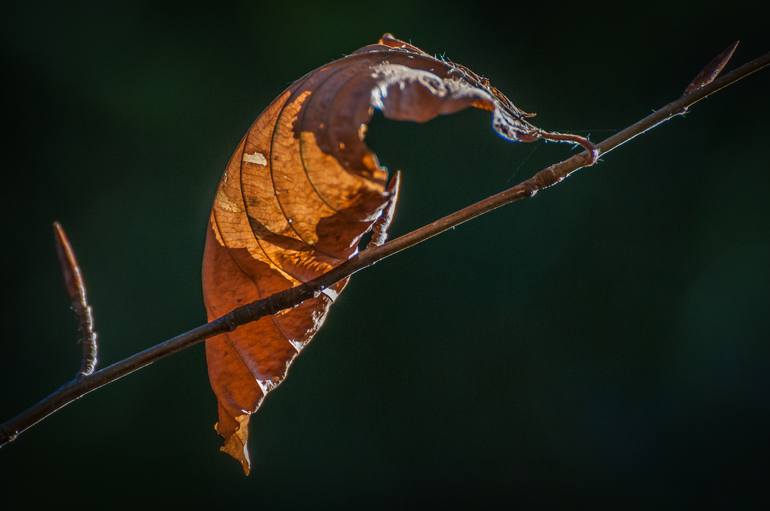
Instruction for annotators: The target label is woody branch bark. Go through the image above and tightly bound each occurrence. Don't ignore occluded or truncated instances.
[1,44,767,448]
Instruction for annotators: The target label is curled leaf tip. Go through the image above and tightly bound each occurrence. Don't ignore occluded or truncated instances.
[217,413,251,475]
[684,40,740,95]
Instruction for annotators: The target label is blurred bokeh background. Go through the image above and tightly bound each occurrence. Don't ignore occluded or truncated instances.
[2,0,768,507]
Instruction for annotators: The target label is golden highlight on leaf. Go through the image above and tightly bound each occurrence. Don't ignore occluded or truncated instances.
[202,33,595,474]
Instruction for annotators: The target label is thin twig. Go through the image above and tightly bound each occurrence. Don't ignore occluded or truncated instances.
[1,47,768,448]
[53,222,98,377]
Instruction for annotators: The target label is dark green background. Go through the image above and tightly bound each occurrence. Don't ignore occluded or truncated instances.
[2,0,769,507]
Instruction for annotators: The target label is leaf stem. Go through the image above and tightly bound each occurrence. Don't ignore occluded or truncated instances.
[1,48,768,449]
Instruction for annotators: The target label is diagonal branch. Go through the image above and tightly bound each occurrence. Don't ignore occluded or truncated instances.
[1,47,768,449]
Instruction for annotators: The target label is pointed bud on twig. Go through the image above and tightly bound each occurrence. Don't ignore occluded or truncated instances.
[367,171,402,249]
[684,41,740,95]
[53,222,98,377]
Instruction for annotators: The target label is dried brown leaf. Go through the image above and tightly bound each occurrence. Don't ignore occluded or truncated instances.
[202,34,594,474]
